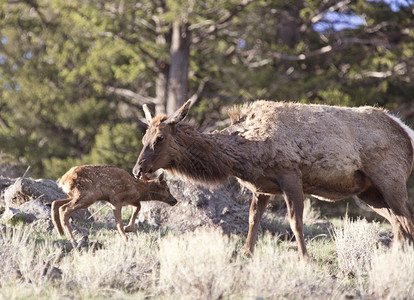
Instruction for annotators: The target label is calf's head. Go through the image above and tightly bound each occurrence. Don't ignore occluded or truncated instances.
[133,100,191,180]
[148,173,178,206]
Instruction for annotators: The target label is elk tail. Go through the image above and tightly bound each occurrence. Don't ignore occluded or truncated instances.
[389,114,414,170]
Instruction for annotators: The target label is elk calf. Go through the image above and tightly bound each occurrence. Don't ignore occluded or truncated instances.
[51,165,177,246]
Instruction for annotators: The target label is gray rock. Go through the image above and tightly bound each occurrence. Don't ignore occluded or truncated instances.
[4,177,67,207]
[32,218,55,232]
[1,206,36,224]
[71,209,94,224]
[137,176,252,234]
[71,223,90,239]
[19,199,51,220]
[0,223,8,234]
[0,178,15,206]
[42,262,62,281]
[0,177,15,193]
[136,176,289,236]
[3,177,93,224]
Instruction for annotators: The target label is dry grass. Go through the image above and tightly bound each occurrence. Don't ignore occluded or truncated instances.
[62,234,159,293]
[159,228,237,299]
[368,244,414,299]
[334,217,382,277]
[240,234,337,299]
[1,216,413,299]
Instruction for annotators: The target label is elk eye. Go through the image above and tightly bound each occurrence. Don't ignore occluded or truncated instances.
[156,135,164,144]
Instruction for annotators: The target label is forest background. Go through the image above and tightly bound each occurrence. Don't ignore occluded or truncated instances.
[0,0,413,179]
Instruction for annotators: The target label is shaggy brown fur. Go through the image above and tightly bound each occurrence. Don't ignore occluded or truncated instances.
[52,165,177,246]
[133,100,414,259]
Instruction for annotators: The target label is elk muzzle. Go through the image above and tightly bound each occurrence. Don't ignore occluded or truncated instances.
[133,160,152,182]
[168,196,178,206]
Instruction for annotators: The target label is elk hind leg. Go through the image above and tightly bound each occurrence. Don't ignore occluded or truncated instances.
[378,187,414,244]
[358,186,401,246]
[361,175,414,245]
[278,173,308,260]
[51,198,71,236]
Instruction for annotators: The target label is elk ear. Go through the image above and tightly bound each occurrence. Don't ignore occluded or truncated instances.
[166,100,192,125]
[157,172,164,183]
[143,104,153,124]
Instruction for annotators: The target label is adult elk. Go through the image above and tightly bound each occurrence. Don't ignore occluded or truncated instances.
[52,165,177,246]
[133,100,414,259]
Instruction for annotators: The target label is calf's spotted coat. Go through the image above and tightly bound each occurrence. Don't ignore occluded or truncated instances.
[52,165,177,246]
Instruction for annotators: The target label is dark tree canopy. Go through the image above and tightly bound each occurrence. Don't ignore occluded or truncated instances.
[0,0,413,178]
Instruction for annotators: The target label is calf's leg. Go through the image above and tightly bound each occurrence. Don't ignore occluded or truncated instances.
[51,198,71,236]
[111,203,129,242]
[59,195,94,247]
[124,203,141,233]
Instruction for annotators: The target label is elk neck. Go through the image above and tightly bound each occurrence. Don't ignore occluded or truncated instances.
[133,179,153,201]
[168,122,248,186]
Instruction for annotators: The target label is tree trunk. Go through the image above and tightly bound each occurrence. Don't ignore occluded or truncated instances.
[154,7,168,116]
[155,62,168,115]
[276,2,304,48]
[166,21,191,115]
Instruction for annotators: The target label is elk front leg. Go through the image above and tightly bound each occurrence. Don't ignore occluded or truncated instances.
[278,173,308,260]
[244,193,270,256]
[112,204,129,242]
[125,203,141,232]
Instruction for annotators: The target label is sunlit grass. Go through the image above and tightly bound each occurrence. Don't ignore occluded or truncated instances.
[1,216,413,299]
[368,243,414,299]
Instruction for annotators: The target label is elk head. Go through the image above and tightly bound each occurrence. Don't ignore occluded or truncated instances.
[133,100,192,181]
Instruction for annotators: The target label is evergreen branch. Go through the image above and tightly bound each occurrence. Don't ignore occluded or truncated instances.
[188,77,209,106]
[216,0,255,26]
[0,115,9,130]
[310,0,351,24]
[106,87,157,106]
[194,0,255,38]
[250,36,389,63]
[7,0,50,26]
[265,45,333,61]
